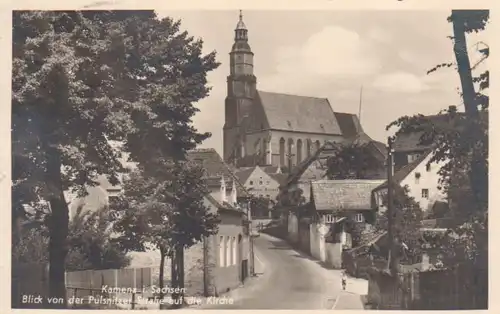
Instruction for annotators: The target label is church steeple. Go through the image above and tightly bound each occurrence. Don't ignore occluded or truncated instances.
[223,10,257,166]
[235,10,248,41]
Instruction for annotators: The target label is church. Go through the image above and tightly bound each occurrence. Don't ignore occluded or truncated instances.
[223,12,365,172]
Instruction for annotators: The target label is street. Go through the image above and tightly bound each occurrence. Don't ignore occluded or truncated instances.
[198,233,367,309]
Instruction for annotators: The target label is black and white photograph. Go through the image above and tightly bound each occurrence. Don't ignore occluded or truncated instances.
[10,6,489,310]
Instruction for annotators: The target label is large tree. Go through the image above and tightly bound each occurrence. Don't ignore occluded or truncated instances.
[112,161,220,306]
[386,10,488,280]
[12,10,219,307]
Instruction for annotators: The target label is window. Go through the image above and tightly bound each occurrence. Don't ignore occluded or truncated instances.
[232,237,237,265]
[266,181,270,185]
[415,172,421,184]
[426,163,431,172]
[259,181,263,185]
[266,194,270,198]
[219,236,225,267]
[354,213,364,223]
[421,189,429,199]
[408,153,421,163]
[249,181,253,185]
[225,236,231,267]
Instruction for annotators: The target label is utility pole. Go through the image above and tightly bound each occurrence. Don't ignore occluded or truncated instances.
[387,136,398,276]
[247,200,255,276]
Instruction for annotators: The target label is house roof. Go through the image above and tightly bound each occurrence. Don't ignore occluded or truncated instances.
[311,179,385,212]
[261,165,281,174]
[371,141,388,159]
[374,150,432,191]
[334,112,363,138]
[187,148,249,197]
[392,114,464,153]
[234,167,255,185]
[234,165,282,185]
[204,194,244,216]
[393,132,432,153]
[256,90,343,135]
[269,173,288,185]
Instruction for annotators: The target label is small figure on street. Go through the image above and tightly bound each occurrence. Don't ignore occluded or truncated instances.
[341,271,347,291]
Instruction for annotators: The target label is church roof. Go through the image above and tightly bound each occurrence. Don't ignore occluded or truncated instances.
[334,112,363,138]
[256,90,343,135]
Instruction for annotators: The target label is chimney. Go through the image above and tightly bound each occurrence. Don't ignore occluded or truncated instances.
[220,175,227,203]
[231,180,238,205]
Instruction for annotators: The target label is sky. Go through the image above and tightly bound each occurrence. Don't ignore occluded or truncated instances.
[158,10,488,155]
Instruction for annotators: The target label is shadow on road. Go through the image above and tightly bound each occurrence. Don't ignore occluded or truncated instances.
[291,253,336,271]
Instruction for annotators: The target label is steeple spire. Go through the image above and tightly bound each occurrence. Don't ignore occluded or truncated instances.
[236,10,246,30]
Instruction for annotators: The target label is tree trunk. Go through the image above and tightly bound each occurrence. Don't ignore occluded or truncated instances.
[451,11,488,211]
[46,147,69,309]
[171,245,185,308]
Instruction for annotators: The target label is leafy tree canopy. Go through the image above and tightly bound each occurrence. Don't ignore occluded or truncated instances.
[111,160,220,257]
[325,142,384,180]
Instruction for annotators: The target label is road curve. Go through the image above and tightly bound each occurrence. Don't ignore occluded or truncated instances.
[201,233,340,309]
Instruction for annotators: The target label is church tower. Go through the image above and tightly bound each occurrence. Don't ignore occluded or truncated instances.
[223,11,257,165]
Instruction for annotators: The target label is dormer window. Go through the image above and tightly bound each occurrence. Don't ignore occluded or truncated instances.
[426,163,431,172]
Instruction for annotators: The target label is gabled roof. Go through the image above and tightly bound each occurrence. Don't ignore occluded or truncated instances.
[269,173,288,186]
[393,132,432,153]
[392,114,465,153]
[234,167,255,185]
[187,148,249,197]
[256,90,342,135]
[374,150,432,191]
[311,179,385,212]
[234,165,281,185]
[204,194,244,216]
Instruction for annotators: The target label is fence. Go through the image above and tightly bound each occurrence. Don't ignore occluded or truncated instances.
[12,264,156,309]
[367,264,488,310]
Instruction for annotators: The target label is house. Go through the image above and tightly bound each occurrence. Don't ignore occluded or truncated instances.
[310,179,385,226]
[372,150,447,213]
[182,193,250,297]
[234,165,287,218]
[187,148,250,204]
[183,148,253,294]
[310,179,385,248]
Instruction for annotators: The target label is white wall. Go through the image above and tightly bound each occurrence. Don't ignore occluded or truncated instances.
[374,154,447,213]
[325,243,342,269]
[400,154,447,212]
[243,166,281,200]
[309,221,328,262]
[287,213,299,243]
